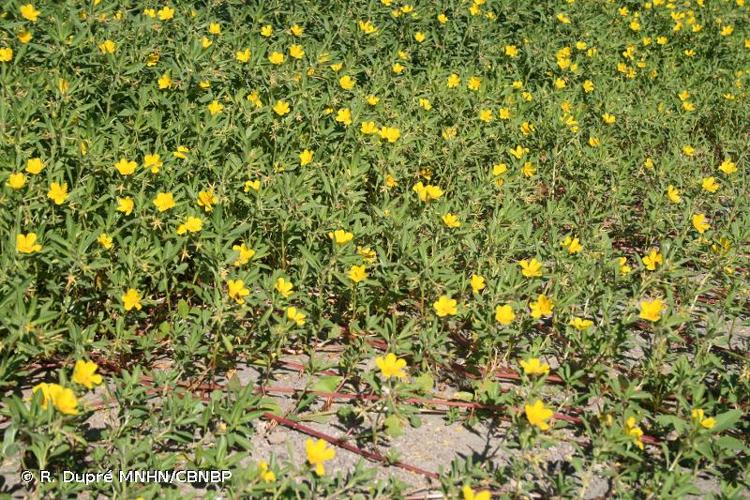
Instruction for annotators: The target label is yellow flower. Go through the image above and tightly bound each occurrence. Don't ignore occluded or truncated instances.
[143,153,162,174]
[462,485,491,500]
[117,197,134,215]
[6,172,26,189]
[618,256,632,275]
[33,383,78,415]
[197,190,217,212]
[260,25,273,37]
[275,277,294,298]
[492,163,508,176]
[358,20,379,35]
[470,274,485,293]
[433,295,458,317]
[718,158,737,175]
[414,32,425,42]
[273,100,290,116]
[348,265,368,283]
[339,75,355,90]
[418,98,432,111]
[529,294,554,319]
[335,108,352,126]
[247,90,262,107]
[72,360,103,389]
[97,233,113,249]
[569,317,593,331]
[360,121,378,135]
[437,13,448,24]
[378,127,401,143]
[375,353,407,379]
[26,158,44,174]
[442,213,461,228]
[357,246,377,263]
[258,461,275,482]
[146,51,160,64]
[47,182,69,205]
[602,113,616,124]
[520,358,550,376]
[299,149,314,166]
[667,185,681,203]
[392,62,405,74]
[641,248,663,271]
[201,37,213,48]
[20,3,41,22]
[525,399,554,431]
[153,192,175,212]
[122,288,142,311]
[0,48,14,63]
[505,44,519,57]
[519,258,543,278]
[498,107,511,120]
[639,298,665,322]
[268,51,285,65]
[16,233,42,254]
[176,216,203,235]
[305,438,335,476]
[494,304,515,325]
[207,100,224,115]
[227,279,250,304]
[467,76,481,91]
[18,31,32,44]
[244,180,261,192]
[236,49,252,63]
[286,306,306,326]
[509,145,527,160]
[115,158,137,176]
[624,417,644,449]
[561,236,583,254]
[208,22,221,35]
[447,73,461,88]
[412,182,443,202]
[583,80,594,93]
[478,109,493,123]
[329,229,354,245]
[232,244,256,266]
[682,145,695,156]
[173,145,189,159]
[98,40,116,54]
[290,24,304,37]
[157,6,174,20]
[289,44,305,59]
[442,126,457,140]
[692,213,710,234]
[32,383,53,409]
[366,94,380,105]
[701,176,719,193]
[691,409,716,430]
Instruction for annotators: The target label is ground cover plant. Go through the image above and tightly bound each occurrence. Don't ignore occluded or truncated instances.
[1,0,749,497]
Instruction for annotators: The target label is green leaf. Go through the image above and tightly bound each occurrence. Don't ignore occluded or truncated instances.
[311,375,342,393]
[384,415,403,437]
[710,409,743,433]
[413,373,434,393]
[716,435,745,451]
